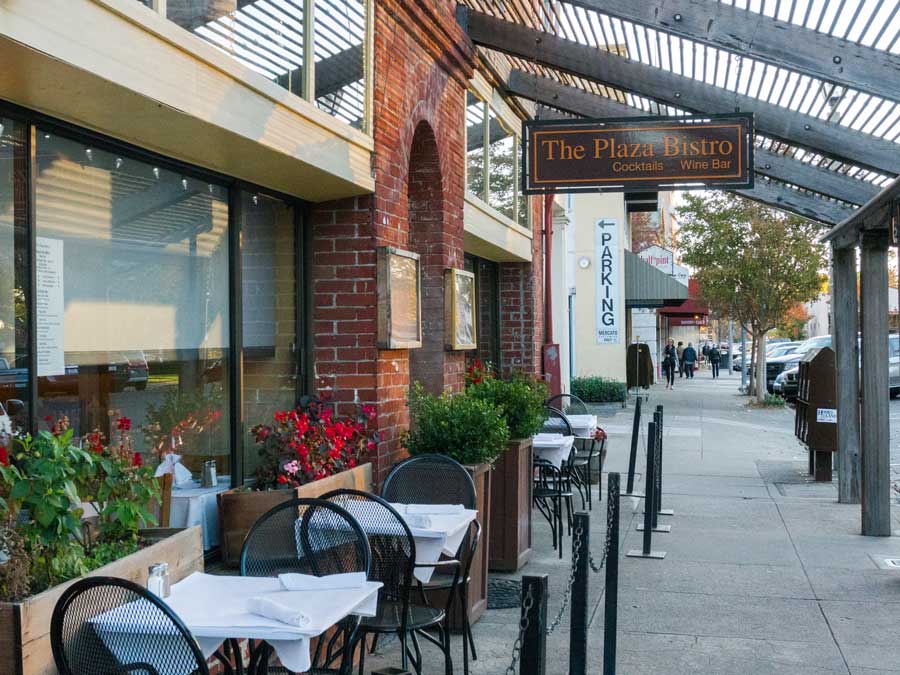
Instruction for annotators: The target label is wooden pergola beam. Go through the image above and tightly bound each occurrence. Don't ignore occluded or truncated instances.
[564,0,900,104]
[462,9,900,176]
[734,180,855,226]
[511,71,875,208]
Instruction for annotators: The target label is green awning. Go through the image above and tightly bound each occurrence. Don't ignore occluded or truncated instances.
[625,250,689,308]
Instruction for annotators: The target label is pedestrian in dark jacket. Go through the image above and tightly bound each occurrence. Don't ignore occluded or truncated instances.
[676,341,685,377]
[709,345,721,379]
[663,338,678,389]
[683,342,697,379]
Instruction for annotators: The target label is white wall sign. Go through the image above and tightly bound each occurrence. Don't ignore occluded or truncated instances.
[816,408,837,424]
[672,262,690,287]
[595,219,621,344]
[637,244,674,274]
[36,237,65,377]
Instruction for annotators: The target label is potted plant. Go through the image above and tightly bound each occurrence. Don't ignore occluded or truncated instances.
[217,400,377,567]
[404,382,510,624]
[0,416,203,674]
[467,363,548,571]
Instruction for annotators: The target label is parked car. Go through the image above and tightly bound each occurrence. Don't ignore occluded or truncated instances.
[766,352,805,392]
[773,366,799,401]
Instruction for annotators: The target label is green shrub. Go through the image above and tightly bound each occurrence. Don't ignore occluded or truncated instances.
[571,377,626,403]
[468,372,548,439]
[761,393,786,407]
[405,384,510,465]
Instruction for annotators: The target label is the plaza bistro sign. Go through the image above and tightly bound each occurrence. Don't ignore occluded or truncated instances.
[522,114,754,194]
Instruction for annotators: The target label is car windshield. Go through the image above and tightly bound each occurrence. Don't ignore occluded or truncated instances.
[796,336,831,354]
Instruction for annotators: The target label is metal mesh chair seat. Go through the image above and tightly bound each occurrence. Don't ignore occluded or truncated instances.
[381,454,477,508]
[240,498,372,675]
[359,600,445,633]
[51,576,210,675]
[541,407,574,436]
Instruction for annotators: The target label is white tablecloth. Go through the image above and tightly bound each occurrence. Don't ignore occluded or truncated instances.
[169,479,232,550]
[566,414,597,438]
[92,572,381,674]
[532,433,575,469]
[337,501,476,583]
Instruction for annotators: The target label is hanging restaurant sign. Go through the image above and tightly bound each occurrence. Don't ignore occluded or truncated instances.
[522,113,753,194]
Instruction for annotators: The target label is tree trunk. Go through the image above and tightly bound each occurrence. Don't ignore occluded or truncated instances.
[755,329,768,402]
[748,333,756,395]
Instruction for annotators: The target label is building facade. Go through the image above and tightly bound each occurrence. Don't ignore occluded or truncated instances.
[0,0,544,485]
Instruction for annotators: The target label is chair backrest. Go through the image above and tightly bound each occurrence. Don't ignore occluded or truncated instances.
[541,407,574,436]
[240,497,371,579]
[545,394,589,416]
[51,576,209,675]
[319,489,416,610]
[381,454,476,509]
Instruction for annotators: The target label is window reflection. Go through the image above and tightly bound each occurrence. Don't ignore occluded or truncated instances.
[241,191,297,479]
[314,0,366,128]
[34,132,231,474]
[466,92,486,198]
[488,111,515,221]
[0,119,29,433]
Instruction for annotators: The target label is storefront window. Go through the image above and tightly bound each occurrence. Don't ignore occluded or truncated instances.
[464,254,500,370]
[488,111,515,221]
[0,118,29,432]
[33,132,232,474]
[169,1,307,98]
[466,92,486,198]
[241,191,298,479]
[314,0,366,128]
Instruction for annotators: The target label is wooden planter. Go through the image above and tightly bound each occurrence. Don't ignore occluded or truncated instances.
[0,527,203,675]
[488,438,533,572]
[217,463,373,567]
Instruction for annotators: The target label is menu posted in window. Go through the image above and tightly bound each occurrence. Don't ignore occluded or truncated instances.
[36,236,65,377]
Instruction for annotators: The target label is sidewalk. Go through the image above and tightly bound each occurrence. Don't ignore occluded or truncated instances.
[371,373,900,674]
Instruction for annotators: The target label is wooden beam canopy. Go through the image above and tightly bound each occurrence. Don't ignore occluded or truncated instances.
[513,71,878,208]
[734,180,856,226]
[563,0,900,104]
[462,9,900,176]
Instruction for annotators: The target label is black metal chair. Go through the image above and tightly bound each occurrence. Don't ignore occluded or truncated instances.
[532,458,573,559]
[542,404,595,510]
[51,575,212,675]
[541,406,574,437]
[545,393,589,416]
[382,455,479,675]
[320,489,456,675]
[240,497,372,675]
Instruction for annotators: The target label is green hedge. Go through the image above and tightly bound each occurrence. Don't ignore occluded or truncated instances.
[571,376,626,403]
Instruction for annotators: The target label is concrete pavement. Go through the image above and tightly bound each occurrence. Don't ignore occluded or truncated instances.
[367,371,900,674]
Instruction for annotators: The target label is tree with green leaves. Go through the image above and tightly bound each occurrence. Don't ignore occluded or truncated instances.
[677,193,826,402]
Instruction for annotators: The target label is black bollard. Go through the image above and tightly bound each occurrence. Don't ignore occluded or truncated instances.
[639,412,671,533]
[604,473,620,675]
[569,512,590,675]
[520,575,548,675]
[628,422,666,559]
[655,405,674,517]
[625,396,644,497]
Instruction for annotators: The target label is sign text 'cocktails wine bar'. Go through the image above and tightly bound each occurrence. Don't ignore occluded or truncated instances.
[522,114,754,194]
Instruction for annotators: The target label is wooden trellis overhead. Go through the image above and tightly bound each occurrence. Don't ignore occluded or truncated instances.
[458,0,900,226]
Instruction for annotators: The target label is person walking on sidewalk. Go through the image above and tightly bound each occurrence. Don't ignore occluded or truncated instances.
[702,342,710,370]
[676,341,685,378]
[663,338,678,389]
[709,344,721,379]
[683,342,698,379]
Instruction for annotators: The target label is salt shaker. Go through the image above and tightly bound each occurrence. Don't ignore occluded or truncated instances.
[147,564,165,597]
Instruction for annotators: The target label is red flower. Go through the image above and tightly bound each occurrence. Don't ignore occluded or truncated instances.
[0,445,9,466]
[277,474,289,484]
[117,417,132,432]
[132,452,143,467]
[320,407,333,422]
[44,415,53,424]
[347,458,356,468]
[366,440,376,452]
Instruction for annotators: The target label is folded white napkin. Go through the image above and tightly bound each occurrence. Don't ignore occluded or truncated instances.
[278,572,367,591]
[533,433,564,443]
[404,514,433,529]
[405,504,465,515]
[247,595,311,628]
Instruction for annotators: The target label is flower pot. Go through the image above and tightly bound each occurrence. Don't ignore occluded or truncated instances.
[217,463,373,567]
[488,438,533,572]
[0,526,203,675]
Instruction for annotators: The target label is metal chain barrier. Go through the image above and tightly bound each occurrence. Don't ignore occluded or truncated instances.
[588,491,616,573]
[546,522,583,635]
[505,583,534,675]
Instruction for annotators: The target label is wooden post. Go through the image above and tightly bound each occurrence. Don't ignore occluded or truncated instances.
[831,244,861,504]
[859,232,892,536]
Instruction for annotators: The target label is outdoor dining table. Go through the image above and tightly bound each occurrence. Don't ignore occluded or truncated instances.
[566,413,598,438]
[169,478,232,550]
[338,501,477,582]
[532,433,576,469]
[90,572,382,675]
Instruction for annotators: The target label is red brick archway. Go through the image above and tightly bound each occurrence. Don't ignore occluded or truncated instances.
[407,120,456,395]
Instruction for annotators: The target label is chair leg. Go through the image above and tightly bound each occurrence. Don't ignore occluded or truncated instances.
[369,633,379,654]
[357,635,367,675]
[400,630,409,672]
[411,630,424,675]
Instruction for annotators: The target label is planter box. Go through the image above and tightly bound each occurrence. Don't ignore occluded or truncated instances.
[488,438,533,572]
[217,463,373,568]
[0,526,203,675]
